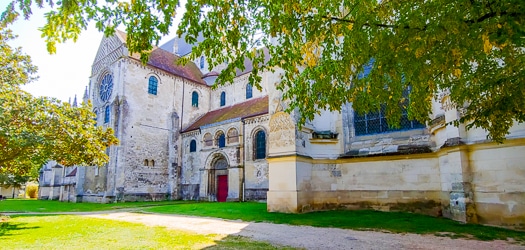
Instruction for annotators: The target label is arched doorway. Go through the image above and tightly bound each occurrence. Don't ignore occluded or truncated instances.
[208,155,229,202]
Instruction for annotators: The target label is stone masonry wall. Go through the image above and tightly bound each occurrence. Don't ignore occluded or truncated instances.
[295,155,443,215]
[243,115,270,200]
[469,142,525,229]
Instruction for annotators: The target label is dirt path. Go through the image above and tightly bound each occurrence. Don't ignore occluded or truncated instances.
[84,212,524,249]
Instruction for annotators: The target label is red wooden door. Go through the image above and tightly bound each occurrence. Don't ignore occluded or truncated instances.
[217,175,228,202]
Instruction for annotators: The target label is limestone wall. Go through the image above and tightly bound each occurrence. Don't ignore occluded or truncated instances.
[81,166,107,197]
[180,131,203,200]
[469,141,525,229]
[209,73,267,111]
[112,60,182,200]
[1,186,19,199]
[268,155,443,214]
[243,115,270,200]
[88,51,197,201]
[298,109,344,159]
[181,81,211,129]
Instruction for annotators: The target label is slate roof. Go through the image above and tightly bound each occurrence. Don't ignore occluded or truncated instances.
[183,96,268,132]
[160,33,204,56]
[160,34,271,78]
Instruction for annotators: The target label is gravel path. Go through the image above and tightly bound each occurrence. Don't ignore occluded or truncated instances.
[84,212,524,249]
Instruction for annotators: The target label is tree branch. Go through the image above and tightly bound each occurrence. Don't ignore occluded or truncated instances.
[320,10,523,31]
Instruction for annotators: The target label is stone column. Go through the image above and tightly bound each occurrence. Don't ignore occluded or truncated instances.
[267,111,312,212]
[199,168,209,200]
[168,112,180,200]
[438,93,477,223]
[227,167,241,201]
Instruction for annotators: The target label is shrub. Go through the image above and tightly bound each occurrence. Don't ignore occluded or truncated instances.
[26,184,38,199]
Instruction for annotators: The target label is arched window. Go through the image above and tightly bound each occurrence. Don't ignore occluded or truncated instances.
[220,91,226,107]
[148,76,158,95]
[254,130,266,159]
[192,91,199,107]
[216,132,226,148]
[246,83,253,99]
[104,105,110,124]
[200,56,205,69]
[203,133,213,147]
[227,128,239,144]
[149,160,155,167]
[353,87,424,136]
[143,159,149,166]
[190,140,197,152]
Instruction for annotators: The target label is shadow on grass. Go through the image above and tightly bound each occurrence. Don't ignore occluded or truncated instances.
[204,235,299,250]
[0,220,40,238]
[0,214,60,238]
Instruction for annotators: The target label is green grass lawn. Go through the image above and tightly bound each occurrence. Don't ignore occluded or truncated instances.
[0,215,293,249]
[2,200,524,243]
[0,199,188,213]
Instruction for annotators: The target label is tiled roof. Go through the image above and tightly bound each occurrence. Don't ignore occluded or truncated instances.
[183,96,268,132]
[146,48,205,84]
[117,30,205,85]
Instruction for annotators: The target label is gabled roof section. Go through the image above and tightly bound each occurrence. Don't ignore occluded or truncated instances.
[94,30,204,84]
[137,47,205,85]
[183,96,269,132]
[91,31,127,76]
[65,167,77,177]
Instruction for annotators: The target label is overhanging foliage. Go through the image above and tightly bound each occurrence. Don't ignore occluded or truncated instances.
[2,0,524,142]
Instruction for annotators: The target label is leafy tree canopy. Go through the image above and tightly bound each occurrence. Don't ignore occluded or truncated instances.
[0,173,30,189]
[2,0,525,142]
[0,23,119,177]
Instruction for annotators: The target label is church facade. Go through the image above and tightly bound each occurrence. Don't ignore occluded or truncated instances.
[39,31,525,229]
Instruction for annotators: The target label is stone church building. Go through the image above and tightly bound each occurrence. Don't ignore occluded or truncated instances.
[39,31,525,229]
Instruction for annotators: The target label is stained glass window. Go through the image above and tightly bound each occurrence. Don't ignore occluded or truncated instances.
[104,105,110,124]
[148,76,158,95]
[99,74,113,101]
[246,84,253,99]
[220,91,226,106]
[192,91,199,107]
[354,88,425,136]
[217,132,226,148]
[254,130,266,159]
